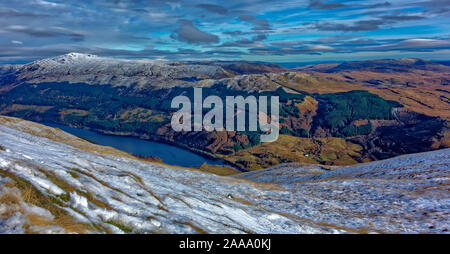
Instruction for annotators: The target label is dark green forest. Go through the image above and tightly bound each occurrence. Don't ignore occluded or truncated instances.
[315,90,402,137]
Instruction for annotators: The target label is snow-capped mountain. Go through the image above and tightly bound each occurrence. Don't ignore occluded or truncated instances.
[0,116,448,233]
[3,53,232,89]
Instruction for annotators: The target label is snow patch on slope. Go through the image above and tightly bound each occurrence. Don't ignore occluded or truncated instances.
[0,119,326,233]
[15,53,229,89]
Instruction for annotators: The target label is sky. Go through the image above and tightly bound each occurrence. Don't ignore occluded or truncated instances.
[0,0,450,64]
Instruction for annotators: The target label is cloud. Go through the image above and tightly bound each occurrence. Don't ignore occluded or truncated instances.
[220,33,267,47]
[318,35,359,44]
[171,20,219,44]
[381,14,424,21]
[311,20,386,32]
[249,44,335,55]
[362,38,450,51]
[238,15,271,31]
[34,0,65,8]
[0,8,48,17]
[406,0,450,15]
[368,1,391,8]
[195,4,228,15]
[308,0,346,10]
[3,25,84,41]
[223,31,248,36]
[252,34,267,42]
[414,0,450,9]
[310,10,425,32]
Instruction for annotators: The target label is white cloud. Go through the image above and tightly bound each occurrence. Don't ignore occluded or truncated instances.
[362,38,450,51]
[401,38,450,47]
[309,45,334,51]
[34,0,65,8]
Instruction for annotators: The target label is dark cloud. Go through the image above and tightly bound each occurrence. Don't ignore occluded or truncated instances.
[171,20,219,44]
[223,31,248,36]
[220,33,267,47]
[252,34,267,42]
[309,1,391,11]
[308,0,346,10]
[429,7,450,14]
[310,6,427,32]
[4,25,84,41]
[195,4,228,15]
[0,8,48,17]
[368,1,391,8]
[311,12,425,32]
[131,8,148,13]
[312,20,386,32]
[238,15,271,31]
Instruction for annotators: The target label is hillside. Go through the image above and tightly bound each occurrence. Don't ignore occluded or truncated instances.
[0,116,448,233]
[296,58,450,119]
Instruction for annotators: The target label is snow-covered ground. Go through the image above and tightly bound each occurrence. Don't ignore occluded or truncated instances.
[239,150,450,233]
[0,116,448,234]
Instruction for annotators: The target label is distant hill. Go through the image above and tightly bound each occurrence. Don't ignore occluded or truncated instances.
[297,58,450,73]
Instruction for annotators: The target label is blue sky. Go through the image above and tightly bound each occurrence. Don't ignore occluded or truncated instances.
[0,0,450,63]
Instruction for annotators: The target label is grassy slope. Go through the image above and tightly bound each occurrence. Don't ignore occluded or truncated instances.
[224,135,363,170]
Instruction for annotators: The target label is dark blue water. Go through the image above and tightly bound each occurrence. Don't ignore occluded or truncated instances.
[43,123,226,168]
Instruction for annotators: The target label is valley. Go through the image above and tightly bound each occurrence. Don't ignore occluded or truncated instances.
[0,54,448,170]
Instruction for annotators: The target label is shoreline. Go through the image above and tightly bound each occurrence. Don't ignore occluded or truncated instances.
[39,120,246,172]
